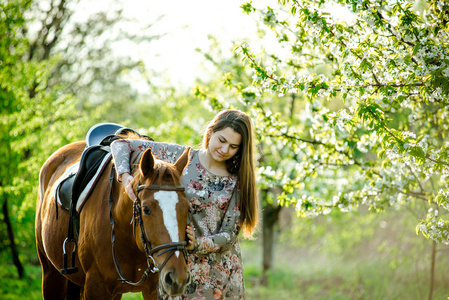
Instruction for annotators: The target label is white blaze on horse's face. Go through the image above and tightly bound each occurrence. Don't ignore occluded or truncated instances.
[154,191,180,258]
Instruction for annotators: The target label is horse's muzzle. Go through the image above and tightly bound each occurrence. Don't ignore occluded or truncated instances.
[161,268,191,296]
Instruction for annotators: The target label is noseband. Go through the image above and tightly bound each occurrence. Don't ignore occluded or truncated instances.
[108,165,188,286]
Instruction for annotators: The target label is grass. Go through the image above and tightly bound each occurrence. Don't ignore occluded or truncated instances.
[243,253,449,300]
[2,211,449,299]
[0,264,42,300]
[3,244,448,300]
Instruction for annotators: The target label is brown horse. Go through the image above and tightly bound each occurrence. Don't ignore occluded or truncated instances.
[36,141,191,299]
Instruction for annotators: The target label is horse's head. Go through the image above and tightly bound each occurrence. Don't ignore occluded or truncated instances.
[134,146,191,296]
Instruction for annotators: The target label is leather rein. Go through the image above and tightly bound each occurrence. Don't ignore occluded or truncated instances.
[108,165,188,286]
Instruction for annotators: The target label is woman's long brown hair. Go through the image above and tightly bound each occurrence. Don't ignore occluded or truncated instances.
[202,109,259,238]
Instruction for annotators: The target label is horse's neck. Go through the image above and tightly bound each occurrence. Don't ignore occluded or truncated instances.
[130,151,144,172]
[113,186,135,227]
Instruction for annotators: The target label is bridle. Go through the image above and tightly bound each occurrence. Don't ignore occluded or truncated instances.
[108,165,188,286]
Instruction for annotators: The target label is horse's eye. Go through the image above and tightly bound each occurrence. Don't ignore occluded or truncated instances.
[143,206,152,216]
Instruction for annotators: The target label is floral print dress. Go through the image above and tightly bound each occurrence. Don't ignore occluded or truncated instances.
[111,139,245,300]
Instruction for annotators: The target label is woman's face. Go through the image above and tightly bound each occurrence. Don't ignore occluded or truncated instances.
[207,127,242,163]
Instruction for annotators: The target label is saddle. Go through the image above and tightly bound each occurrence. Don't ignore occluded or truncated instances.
[55,145,112,213]
[55,123,153,212]
[56,123,152,275]
[55,123,124,213]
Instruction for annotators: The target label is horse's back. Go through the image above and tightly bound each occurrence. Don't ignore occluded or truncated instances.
[37,141,86,207]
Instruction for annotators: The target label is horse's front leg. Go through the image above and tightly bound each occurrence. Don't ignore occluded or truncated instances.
[141,289,158,300]
[83,272,118,300]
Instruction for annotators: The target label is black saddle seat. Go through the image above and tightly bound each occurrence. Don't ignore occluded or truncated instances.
[72,145,111,207]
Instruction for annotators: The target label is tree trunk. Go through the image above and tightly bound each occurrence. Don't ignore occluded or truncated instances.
[2,199,24,279]
[427,240,437,300]
[261,189,282,285]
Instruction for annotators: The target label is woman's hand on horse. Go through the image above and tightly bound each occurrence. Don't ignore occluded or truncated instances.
[122,173,137,201]
[186,223,195,251]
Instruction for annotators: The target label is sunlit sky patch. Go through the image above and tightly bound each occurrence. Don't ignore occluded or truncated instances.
[70,0,354,89]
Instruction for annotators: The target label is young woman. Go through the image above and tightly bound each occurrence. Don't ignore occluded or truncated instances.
[111,109,259,299]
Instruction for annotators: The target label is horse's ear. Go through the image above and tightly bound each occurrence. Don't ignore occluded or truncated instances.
[140,148,155,177]
[174,147,191,175]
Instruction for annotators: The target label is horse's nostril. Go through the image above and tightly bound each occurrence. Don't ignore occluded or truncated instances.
[165,272,174,287]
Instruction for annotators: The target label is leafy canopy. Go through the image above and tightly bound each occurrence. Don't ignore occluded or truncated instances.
[202,0,449,243]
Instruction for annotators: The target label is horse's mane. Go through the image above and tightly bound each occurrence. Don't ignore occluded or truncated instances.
[120,132,182,187]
